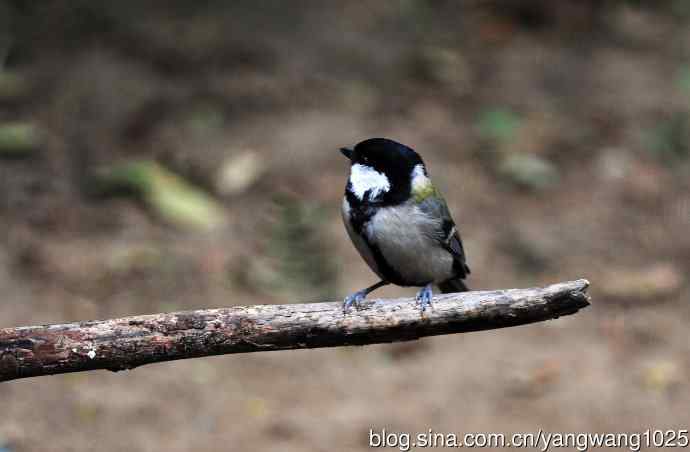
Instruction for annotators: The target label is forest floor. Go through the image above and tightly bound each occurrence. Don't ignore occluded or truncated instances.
[1,2,689,451]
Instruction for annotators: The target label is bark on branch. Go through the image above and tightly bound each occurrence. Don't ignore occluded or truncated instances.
[0,279,590,382]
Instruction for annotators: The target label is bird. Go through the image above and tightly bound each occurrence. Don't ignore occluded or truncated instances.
[340,138,470,312]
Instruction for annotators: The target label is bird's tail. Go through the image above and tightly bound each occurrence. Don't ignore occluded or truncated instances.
[438,278,469,294]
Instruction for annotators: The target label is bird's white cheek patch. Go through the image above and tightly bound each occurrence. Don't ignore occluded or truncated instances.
[349,163,390,200]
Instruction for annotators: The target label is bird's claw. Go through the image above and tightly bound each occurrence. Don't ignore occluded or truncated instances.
[343,290,368,312]
[415,284,434,312]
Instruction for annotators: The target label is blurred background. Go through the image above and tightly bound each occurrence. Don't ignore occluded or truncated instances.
[1,1,689,451]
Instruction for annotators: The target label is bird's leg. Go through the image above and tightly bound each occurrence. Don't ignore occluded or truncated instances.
[415,283,434,311]
[343,280,389,312]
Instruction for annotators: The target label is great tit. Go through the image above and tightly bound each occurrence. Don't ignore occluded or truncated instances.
[340,138,470,312]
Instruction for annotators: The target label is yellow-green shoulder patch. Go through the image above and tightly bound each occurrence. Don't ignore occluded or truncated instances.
[411,179,438,203]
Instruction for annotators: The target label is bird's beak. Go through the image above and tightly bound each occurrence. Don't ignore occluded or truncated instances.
[340,147,353,160]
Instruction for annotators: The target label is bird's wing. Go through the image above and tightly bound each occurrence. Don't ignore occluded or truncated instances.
[418,193,471,277]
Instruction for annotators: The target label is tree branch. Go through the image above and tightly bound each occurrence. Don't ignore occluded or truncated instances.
[0,279,590,382]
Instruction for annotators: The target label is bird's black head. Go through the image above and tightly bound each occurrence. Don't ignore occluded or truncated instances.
[341,138,426,206]
[341,138,423,175]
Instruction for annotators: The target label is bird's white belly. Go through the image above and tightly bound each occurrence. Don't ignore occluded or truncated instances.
[367,204,454,285]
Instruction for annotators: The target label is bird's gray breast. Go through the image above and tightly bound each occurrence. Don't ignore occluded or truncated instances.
[365,202,455,285]
[342,197,384,279]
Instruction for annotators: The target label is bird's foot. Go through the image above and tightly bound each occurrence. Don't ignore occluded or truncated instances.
[415,284,434,312]
[343,289,368,312]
